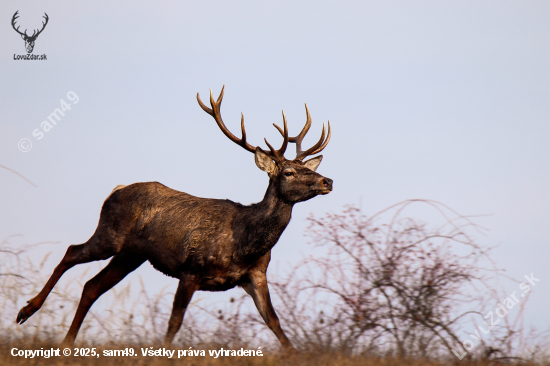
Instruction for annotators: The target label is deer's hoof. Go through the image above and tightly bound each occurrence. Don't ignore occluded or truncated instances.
[16,304,37,325]
[60,339,75,348]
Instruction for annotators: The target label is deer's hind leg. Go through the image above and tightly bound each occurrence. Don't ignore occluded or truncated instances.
[61,251,145,345]
[16,232,122,325]
[164,275,198,344]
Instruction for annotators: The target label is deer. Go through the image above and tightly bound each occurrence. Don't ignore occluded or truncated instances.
[16,86,333,348]
[11,11,49,54]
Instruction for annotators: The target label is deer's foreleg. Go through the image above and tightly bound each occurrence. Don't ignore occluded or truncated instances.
[61,252,145,345]
[242,273,293,349]
[164,276,198,345]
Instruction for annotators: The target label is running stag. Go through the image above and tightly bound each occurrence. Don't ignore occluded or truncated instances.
[16,86,333,348]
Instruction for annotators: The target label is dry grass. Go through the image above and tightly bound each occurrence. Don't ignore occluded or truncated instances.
[1,339,545,366]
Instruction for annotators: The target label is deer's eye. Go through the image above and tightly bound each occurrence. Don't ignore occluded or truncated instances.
[284,171,294,177]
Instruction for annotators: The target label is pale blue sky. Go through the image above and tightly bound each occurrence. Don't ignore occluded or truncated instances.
[1,1,549,337]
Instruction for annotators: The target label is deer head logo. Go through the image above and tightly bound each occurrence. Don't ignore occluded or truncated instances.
[12,11,49,54]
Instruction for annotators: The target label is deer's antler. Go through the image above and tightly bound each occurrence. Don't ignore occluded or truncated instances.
[11,11,49,40]
[11,11,25,37]
[274,104,331,161]
[31,13,49,39]
[197,86,291,162]
[263,112,289,162]
[197,85,258,154]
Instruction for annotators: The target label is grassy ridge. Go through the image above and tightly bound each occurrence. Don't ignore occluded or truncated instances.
[0,340,545,366]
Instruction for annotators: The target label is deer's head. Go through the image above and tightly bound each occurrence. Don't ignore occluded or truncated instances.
[197,86,333,204]
[12,11,49,54]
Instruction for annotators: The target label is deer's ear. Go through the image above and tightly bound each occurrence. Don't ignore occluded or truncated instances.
[303,155,323,171]
[254,148,276,175]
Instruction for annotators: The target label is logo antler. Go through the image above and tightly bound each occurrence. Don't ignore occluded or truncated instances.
[12,11,49,54]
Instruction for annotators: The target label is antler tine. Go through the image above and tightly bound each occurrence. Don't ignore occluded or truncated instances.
[293,104,313,157]
[263,138,277,157]
[310,121,331,155]
[274,104,311,154]
[11,11,25,36]
[295,123,326,161]
[240,113,247,143]
[35,13,49,37]
[265,111,289,161]
[197,86,257,154]
[274,104,328,161]
[196,88,213,114]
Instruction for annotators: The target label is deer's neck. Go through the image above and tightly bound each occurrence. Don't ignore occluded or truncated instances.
[233,181,293,263]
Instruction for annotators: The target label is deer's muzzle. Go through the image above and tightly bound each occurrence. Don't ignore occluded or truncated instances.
[318,177,333,194]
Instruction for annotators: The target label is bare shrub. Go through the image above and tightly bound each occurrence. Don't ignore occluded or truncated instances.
[245,200,489,355]
[254,200,547,361]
